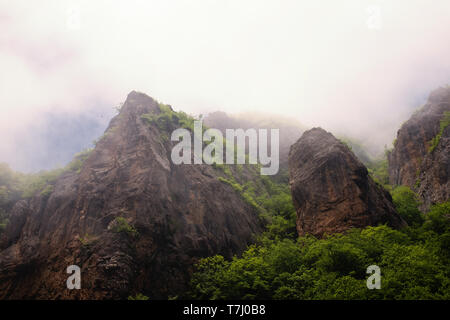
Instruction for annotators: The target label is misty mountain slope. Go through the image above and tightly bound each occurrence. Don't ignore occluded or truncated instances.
[388,86,450,211]
[203,111,381,178]
[0,91,266,299]
[203,111,305,173]
[289,128,406,237]
[336,137,376,166]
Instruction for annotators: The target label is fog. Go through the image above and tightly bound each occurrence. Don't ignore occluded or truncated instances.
[1,0,450,172]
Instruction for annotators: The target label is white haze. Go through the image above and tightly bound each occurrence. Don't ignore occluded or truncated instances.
[1,0,450,171]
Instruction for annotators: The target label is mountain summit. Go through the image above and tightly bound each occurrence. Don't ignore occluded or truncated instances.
[0,91,264,299]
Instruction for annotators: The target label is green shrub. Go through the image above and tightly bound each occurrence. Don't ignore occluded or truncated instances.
[422,201,450,234]
[40,185,54,197]
[391,186,424,226]
[66,149,93,173]
[367,158,389,187]
[141,103,196,133]
[429,111,450,153]
[21,168,65,198]
[111,217,139,237]
[128,293,149,300]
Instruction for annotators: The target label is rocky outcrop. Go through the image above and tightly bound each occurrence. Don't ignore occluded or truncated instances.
[289,128,406,237]
[0,91,264,299]
[388,87,450,211]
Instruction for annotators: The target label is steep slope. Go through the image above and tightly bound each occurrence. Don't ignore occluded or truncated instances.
[388,86,450,211]
[0,91,264,299]
[289,128,406,237]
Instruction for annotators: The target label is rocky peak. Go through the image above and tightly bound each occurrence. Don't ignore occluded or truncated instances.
[0,91,264,299]
[289,128,405,237]
[121,91,159,114]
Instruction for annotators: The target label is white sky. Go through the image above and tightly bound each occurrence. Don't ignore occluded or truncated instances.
[1,0,450,170]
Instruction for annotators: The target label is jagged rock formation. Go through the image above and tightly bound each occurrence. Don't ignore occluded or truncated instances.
[289,128,406,237]
[388,87,450,211]
[0,91,264,299]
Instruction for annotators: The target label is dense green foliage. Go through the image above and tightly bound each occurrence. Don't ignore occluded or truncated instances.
[215,168,296,238]
[188,177,450,299]
[367,158,390,188]
[217,176,262,212]
[391,186,424,226]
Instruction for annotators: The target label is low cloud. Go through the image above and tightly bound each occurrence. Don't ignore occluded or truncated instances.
[1,0,450,171]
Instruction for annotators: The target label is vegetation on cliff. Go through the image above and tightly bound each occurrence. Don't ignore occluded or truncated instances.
[188,188,450,299]
[429,111,450,153]
[0,149,93,234]
[141,102,196,134]
[188,128,448,300]
[1,91,448,300]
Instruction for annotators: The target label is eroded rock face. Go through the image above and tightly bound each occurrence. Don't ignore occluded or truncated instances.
[388,87,450,211]
[289,128,406,237]
[0,91,263,299]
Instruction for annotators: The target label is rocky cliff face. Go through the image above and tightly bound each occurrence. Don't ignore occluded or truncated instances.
[388,87,450,211]
[0,91,263,299]
[289,128,406,237]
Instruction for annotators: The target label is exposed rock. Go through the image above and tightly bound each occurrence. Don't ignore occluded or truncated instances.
[289,128,406,237]
[388,87,450,211]
[0,91,264,299]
